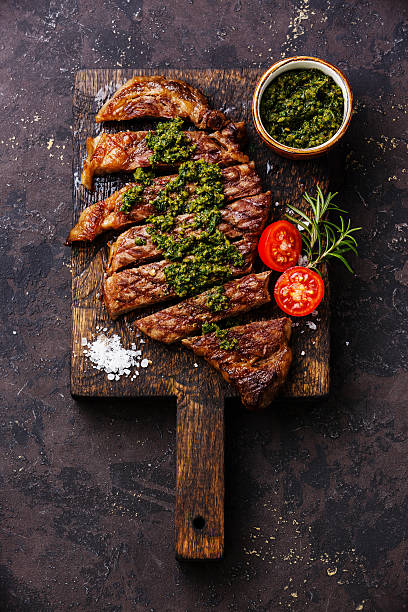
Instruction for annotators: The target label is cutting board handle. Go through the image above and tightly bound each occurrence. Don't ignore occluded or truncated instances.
[175,387,225,560]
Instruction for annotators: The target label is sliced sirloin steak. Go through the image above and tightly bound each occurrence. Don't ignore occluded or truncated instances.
[106,192,271,275]
[96,75,229,130]
[67,162,261,244]
[102,238,257,318]
[135,271,273,344]
[182,318,293,410]
[81,122,248,189]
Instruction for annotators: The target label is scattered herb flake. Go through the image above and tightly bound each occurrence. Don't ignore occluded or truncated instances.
[206,285,230,313]
[202,320,239,350]
[120,168,154,213]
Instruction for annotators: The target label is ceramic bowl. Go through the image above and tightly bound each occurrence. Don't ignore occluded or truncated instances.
[252,56,353,159]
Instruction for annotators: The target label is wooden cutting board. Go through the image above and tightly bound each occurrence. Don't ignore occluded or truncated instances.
[71,68,330,560]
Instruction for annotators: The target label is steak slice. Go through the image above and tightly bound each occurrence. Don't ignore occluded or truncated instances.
[135,272,273,344]
[106,192,271,275]
[67,162,261,244]
[103,239,257,318]
[182,319,292,410]
[96,75,228,130]
[81,123,248,189]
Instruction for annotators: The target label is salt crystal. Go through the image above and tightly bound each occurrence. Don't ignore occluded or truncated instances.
[140,359,149,368]
[81,337,87,346]
[140,339,145,344]
[301,350,305,356]
[83,333,144,381]
[193,363,198,368]
[345,341,350,346]
[306,321,317,331]
[12,330,17,335]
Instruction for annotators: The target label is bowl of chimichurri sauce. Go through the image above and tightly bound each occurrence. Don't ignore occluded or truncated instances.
[252,56,353,159]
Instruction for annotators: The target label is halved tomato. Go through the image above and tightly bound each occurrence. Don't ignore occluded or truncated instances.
[274,266,324,317]
[258,220,302,272]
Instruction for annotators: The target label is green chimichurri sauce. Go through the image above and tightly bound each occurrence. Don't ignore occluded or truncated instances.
[123,160,245,299]
[202,320,239,350]
[206,285,230,313]
[121,168,154,213]
[260,69,344,149]
[145,117,196,166]
[121,119,197,213]
[163,230,243,298]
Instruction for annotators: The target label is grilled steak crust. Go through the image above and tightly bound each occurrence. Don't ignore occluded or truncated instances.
[135,272,273,343]
[182,318,292,410]
[96,75,228,130]
[103,239,257,318]
[67,185,155,245]
[106,192,271,275]
[67,163,262,244]
[81,123,248,189]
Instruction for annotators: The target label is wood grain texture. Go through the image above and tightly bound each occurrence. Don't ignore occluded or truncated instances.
[71,68,330,400]
[175,383,224,559]
[71,68,330,560]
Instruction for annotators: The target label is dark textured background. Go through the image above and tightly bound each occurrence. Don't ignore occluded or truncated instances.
[0,1,407,610]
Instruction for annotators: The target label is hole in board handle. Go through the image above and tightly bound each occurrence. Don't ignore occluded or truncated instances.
[192,515,206,530]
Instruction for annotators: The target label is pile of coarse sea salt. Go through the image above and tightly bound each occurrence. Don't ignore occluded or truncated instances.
[82,331,150,381]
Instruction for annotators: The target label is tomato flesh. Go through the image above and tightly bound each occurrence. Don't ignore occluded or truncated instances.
[258,220,302,272]
[274,266,324,317]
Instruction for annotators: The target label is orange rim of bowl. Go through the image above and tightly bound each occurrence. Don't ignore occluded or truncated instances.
[252,56,353,155]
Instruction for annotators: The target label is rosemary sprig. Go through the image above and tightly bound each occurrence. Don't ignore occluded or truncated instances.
[285,187,361,273]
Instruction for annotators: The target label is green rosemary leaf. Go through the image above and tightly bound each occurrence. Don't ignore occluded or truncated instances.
[326,252,355,273]
[287,189,361,273]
